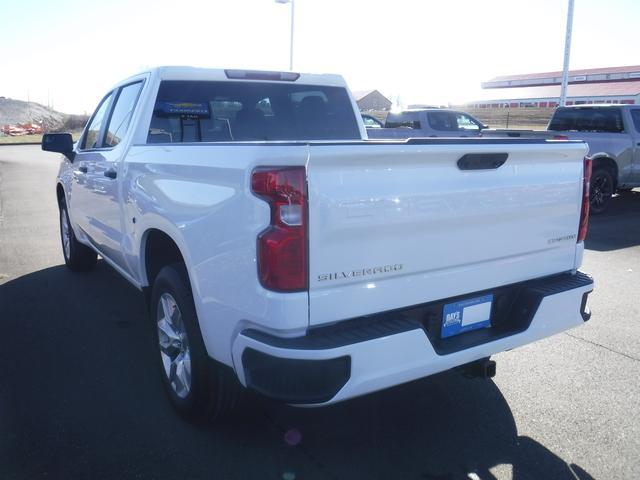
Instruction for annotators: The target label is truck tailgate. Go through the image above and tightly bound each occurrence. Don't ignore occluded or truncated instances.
[306,141,588,326]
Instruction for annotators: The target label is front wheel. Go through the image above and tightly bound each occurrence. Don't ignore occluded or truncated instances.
[59,202,97,271]
[589,168,614,215]
[151,263,238,422]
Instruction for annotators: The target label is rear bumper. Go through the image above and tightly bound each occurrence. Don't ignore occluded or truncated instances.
[231,271,593,405]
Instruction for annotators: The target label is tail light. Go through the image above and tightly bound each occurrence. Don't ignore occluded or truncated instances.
[578,157,592,242]
[251,167,307,292]
[552,134,569,140]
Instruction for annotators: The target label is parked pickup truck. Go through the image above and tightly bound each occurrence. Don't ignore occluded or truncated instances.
[366,108,487,139]
[42,67,594,422]
[484,105,640,213]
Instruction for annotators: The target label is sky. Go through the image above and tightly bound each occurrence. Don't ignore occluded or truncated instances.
[1,0,639,114]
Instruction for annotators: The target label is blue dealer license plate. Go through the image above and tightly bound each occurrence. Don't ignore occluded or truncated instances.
[441,294,493,339]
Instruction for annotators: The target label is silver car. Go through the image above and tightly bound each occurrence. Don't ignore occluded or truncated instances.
[366,109,487,140]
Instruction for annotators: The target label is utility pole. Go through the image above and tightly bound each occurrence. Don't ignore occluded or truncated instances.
[275,0,295,70]
[559,0,575,107]
[27,89,32,122]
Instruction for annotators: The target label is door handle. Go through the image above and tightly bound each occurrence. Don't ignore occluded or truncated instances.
[104,169,117,179]
[78,165,88,173]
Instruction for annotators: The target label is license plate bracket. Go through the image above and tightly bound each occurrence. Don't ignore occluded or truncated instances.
[441,294,493,339]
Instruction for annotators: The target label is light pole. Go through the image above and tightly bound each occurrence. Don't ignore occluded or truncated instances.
[275,0,295,70]
[559,0,575,107]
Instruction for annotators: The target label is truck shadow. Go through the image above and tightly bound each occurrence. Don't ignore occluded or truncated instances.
[585,190,640,252]
[253,374,595,480]
[0,262,594,480]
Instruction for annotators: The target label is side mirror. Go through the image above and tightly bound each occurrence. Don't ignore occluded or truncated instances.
[42,133,75,161]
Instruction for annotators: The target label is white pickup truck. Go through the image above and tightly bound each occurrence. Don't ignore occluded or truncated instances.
[43,67,594,421]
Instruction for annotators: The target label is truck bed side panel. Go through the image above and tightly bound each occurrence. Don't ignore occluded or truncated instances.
[123,144,310,365]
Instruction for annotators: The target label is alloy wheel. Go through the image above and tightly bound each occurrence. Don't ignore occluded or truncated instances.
[61,208,71,259]
[157,293,192,398]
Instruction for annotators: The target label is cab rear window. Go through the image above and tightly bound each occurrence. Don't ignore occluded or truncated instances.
[549,108,624,133]
[147,81,360,143]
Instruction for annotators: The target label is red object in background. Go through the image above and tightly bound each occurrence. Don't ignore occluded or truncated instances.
[2,123,43,136]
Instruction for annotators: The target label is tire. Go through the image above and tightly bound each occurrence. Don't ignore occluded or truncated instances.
[589,168,614,215]
[151,263,238,422]
[59,201,97,271]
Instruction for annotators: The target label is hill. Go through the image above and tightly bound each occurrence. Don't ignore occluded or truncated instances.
[0,97,87,132]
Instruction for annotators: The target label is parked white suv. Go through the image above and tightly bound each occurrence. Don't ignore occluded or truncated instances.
[43,67,594,421]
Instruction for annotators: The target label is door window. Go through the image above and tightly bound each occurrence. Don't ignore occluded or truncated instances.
[104,82,144,147]
[81,92,114,150]
[455,113,481,132]
[362,115,382,127]
[630,109,640,133]
[428,111,457,131]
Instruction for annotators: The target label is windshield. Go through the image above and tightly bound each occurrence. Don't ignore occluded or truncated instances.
[147,81,360,142]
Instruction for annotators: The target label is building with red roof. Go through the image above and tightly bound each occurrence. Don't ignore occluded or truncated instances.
[469,65,640,108]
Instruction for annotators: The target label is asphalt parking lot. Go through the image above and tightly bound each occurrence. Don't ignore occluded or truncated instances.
[1,145,639,480]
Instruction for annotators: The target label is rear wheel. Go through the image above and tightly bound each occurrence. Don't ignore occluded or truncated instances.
[589,168,614,215]
[59,202,97,271]
[151,263,238,422]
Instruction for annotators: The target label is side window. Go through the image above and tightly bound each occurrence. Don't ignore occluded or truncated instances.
[362,115,381,127]
[630,109,640,133]
[455,113,480,132]
[104,82,144,147]
[428,111,457,131]
[597,110,624,132]
[81,92,114,150]
[385,113,420,129]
